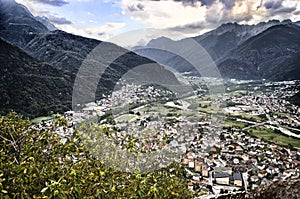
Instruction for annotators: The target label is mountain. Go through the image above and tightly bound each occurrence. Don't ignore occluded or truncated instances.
[190,19,293,61]
[134,20,300,80]
[0,0,49,48]
[289,91,300,106]
[0,38,72,118]
[218,24,300,80]
[35,16,57,31]
[0,0,180,114]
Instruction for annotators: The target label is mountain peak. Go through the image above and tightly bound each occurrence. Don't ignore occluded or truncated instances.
[0,0,54,47]
[35,16,57,31]
[147,36,175,48]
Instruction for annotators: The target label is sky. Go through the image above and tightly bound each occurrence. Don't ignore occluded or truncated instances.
[15,0,300,42]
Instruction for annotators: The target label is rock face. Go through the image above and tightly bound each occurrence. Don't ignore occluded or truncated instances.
[134,20,300,80]
[0,38,72,117]
[216,178,300,199]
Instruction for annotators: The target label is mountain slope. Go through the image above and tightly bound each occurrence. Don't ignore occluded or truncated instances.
[218,24,300,80]
[0,38,72,117]
[134,20,300,80]
[0,0,180,108]
[0,0,49,48]
[24,30,180,99]
[0,0,179,111]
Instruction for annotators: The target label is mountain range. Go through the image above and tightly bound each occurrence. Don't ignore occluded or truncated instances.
[0,0,179,117]
[134,20,300,80]
[0,0,299,117]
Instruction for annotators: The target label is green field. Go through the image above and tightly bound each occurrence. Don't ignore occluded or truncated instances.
[225,120,247,129]
[31,115,54,123]
[247,127,300,148]
[115,114,136,122]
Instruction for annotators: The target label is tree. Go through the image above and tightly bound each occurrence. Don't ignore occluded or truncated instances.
[0,112,192,198]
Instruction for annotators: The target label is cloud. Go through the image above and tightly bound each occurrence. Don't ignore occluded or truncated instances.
[55,22,125,41]
[85,22,126,35]
[118,0,300,37]
[264,0,282,9]
[48,15,72,24]
[28,0,69,7]
[127,2,144,12]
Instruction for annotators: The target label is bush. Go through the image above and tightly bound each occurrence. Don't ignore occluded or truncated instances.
[0,113,192,198]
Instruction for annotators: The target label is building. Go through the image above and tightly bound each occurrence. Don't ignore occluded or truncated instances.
[202,164,209,177]
[188,160,195,168]
[233,173,243,186]
[214,167,233,175]
[195,161,202,172]
[214,173,230,185]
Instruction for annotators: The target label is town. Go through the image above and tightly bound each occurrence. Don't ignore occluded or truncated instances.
[44,78,299,198]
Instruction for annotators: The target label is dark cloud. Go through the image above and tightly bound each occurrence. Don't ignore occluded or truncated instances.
[198,0,214,6]
[173,0,214,6]
[255,0,263,10]
[294,10,300,15]
[264,0,296,15]
[48,15,72,24]
[170,22,206,32]
[272,6,297,14]
[264,0,282,10]
[128,3,144,12]
[222,0,238,9]
[173,0,237,8]
[30,0,69,7]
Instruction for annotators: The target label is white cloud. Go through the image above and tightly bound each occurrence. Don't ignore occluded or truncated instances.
[86,22,126,34]
[16,0,125,41]
[118,0,300,36]
[55,22,126,41]
[120,0,206,29]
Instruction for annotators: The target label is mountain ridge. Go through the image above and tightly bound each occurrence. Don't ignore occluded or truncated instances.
[0,0,180,116]
[134,20,300,80]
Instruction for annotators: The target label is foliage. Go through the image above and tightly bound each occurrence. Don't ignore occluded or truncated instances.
[0,39,72,118]
[0,112,192,198]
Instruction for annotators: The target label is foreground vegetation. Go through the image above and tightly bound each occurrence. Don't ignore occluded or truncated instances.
[0,113,192,198]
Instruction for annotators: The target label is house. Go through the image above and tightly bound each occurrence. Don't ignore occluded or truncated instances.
[258,170,267,178]
[233,173,243,186]
[202,164,209,177]
[192,175,200,181]
[214,173,230,185]
[182,158,189,165]
[214,167,232,175]
[187,181,194,191]
[261,178,270,185]
[250,175,259,183]
[194,161,202,172]
[188,160,195,168]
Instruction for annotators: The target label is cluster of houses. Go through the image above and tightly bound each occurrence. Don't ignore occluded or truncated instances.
[223,81,300,129]
[58,79,299,197]
[181,122,300,195]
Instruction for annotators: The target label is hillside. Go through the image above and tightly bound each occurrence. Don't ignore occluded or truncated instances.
[218,24,300,80]
[0,0,180,114]
[134,20,300,80]
[0,0,49,48]
[0,38,72,117]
